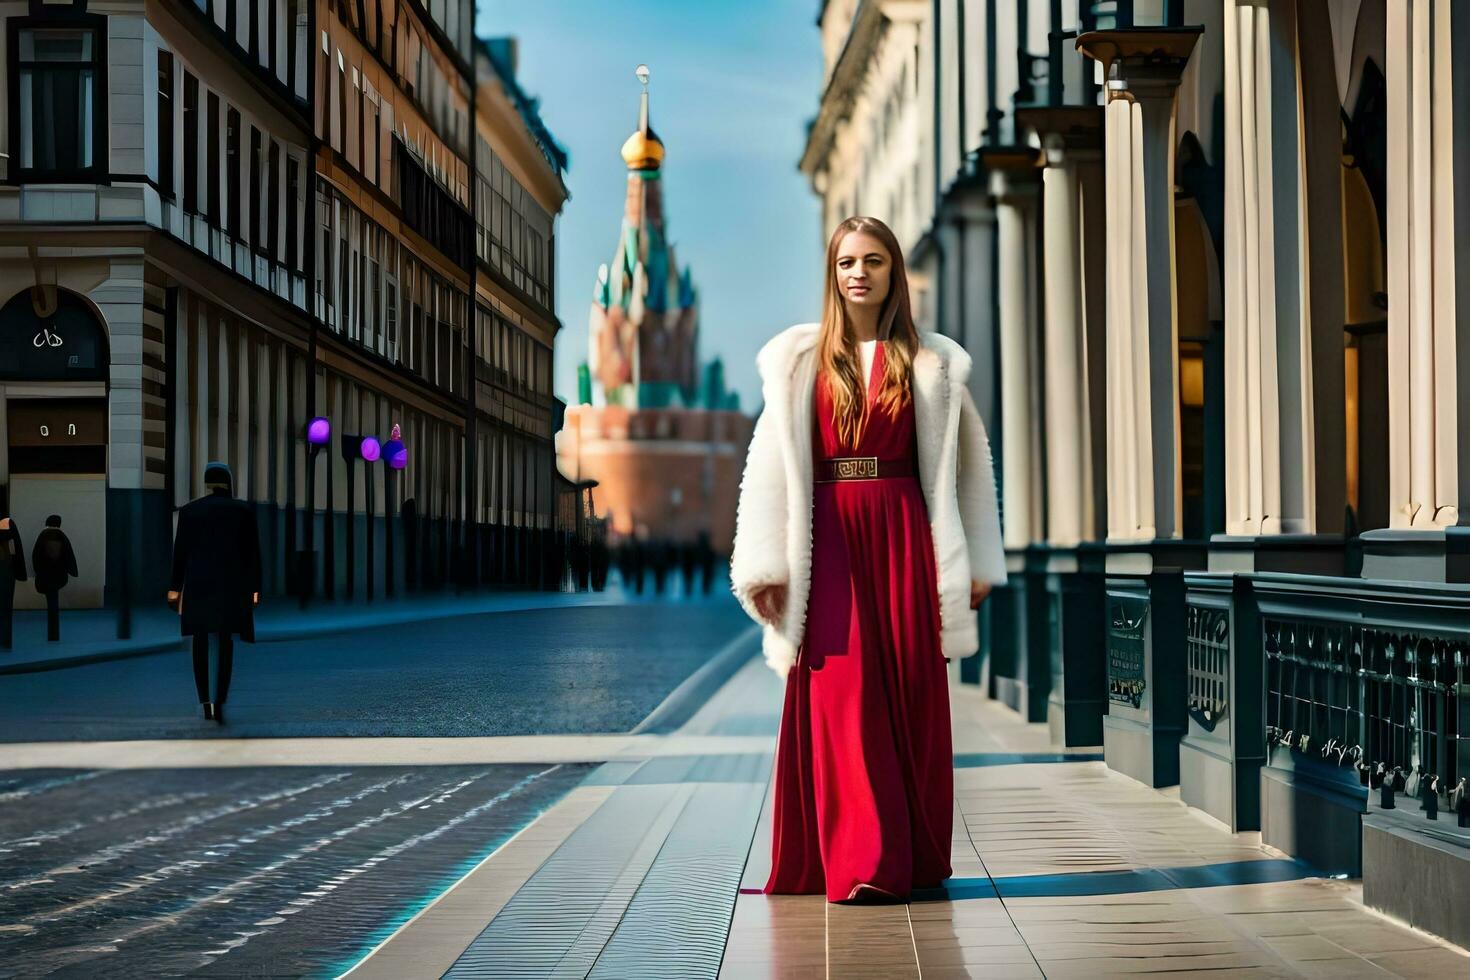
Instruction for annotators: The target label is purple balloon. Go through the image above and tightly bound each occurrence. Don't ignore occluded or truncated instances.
[307,416,331,446]
[360,436,382,462]
[384,439,408,470]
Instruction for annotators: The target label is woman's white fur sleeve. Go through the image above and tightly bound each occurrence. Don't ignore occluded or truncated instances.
[957,385,1008,586]
[729,406,789,624]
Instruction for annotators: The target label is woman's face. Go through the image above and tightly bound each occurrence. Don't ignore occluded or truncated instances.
[834,231,892,310]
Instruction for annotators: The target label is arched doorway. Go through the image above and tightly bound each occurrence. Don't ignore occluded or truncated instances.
[0,287,109,609]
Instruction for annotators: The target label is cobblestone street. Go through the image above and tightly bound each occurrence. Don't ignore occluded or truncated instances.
[0,764,590,978]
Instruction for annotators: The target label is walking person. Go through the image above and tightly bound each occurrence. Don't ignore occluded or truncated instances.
[31,515,78,642]
[0,517,26,650]
[169,462,262,724]
[730,216,1006,903]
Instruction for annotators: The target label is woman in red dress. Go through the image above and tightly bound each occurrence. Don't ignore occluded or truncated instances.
[730,216,1005,903]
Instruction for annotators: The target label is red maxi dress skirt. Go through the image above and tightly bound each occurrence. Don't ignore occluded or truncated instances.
[764,342,954,902]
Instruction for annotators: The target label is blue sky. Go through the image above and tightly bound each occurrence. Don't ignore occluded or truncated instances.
[477,0,825,412]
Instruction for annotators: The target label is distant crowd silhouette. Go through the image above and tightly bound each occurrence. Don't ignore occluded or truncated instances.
[608,531,720,597]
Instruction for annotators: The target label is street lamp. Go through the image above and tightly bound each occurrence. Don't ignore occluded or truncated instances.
[382,424,407,597]
[360,436,381,599]
[302,416,332,608]
[339,434,379,600]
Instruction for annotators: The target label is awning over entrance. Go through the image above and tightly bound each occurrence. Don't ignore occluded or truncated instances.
[0,288,108,382]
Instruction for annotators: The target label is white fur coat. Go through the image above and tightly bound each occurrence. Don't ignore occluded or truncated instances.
[729,322,1007,677]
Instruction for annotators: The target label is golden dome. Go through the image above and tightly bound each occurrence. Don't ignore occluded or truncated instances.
[621,128,664,170]
[622,67,664,171]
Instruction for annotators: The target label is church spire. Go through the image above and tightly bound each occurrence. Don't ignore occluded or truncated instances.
[620,64,665,171]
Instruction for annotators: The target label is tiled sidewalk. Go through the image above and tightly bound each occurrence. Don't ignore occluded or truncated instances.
[341,659,1470,979]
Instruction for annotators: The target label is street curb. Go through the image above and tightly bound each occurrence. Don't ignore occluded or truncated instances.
[0,593,627,677]
[0,638,188,676]
[629,623,761,736]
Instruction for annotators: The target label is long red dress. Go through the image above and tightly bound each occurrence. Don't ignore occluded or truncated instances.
[763,341,954,902]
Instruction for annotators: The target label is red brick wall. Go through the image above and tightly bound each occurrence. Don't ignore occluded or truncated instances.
[556,406,754,552]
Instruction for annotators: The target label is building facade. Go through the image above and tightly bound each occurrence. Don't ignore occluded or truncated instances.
[803,0,1470,949]
[557,74,752,551]
[0,0,567,609]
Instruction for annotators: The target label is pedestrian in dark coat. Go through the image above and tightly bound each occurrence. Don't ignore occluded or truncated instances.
[169,462,262,724]
[0,517,27,650]
[31,515,77,642]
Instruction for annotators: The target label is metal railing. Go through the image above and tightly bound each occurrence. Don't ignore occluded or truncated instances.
[1106,593,1149,710]
[1186,601,1230,731]
[1263,607,1467,825]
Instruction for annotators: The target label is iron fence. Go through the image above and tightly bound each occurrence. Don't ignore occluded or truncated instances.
[1263,605,1468,826]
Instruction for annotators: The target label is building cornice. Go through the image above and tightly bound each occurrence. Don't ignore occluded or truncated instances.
[20,225,318,349]
[1075,27,1203,81]
[976,145,1042,174]
[475,39,569,187]
[1014,106,1105,153]
[474,73,569,216]
[799,0,887,176]
[474,266,561,342]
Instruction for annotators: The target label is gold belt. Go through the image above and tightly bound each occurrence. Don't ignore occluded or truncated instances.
[814,456,916,482]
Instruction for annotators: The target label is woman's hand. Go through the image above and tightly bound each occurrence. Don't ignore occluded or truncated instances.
[752,583,788,624]
[969,580,992,609]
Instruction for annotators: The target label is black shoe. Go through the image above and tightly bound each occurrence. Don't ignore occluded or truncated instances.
[202,702,214,721]
[842,883,903,905]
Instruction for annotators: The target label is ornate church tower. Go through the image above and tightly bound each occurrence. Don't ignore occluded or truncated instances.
[587,65,699,408]
[555,66,751,553]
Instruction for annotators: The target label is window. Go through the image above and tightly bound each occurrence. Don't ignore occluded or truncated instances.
[319,204,333,313]
[226,107,241,238]
[336,52,347,153]
[287,0,300,95]
[338,229,350,332]
[357,242,368,342]
[247,0,259,60]
[368,254,380,351]
[15,25,100,175]
[318,31,330,136]
[267,141,280,259]
[387,10,397,74]
[249,127,262,252]
[157,51,173,195]
[349,67,360,169]
[267,0,277,76]
[366,90,380,184]
[385,275,398,362]
[207,93,221,224]
[182,73,198,211]
[285,155,300,270]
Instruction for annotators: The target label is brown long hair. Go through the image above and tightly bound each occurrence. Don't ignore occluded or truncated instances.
[819,216,919,447]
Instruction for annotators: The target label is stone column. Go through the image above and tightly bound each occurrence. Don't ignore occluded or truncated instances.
[1385,0,1461,530]
[1017,107,1107,548]
[984,150,1042,550]
[1220,0,1346,540]
[1079,30,1201,543]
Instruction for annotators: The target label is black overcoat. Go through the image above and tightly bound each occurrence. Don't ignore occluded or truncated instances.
[0,521,26,600]
[170,493,262,640]
[0,522,26,582]
[31,528,77,593]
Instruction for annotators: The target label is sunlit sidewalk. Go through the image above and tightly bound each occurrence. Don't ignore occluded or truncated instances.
[342,640,1470,979]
